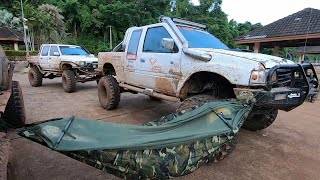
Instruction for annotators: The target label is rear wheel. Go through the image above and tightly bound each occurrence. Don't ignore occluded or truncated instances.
[242,107,278,131]
[62,70,76,93]
[3,81,26,127]
[98,76,120,110]
[28,67,42,87]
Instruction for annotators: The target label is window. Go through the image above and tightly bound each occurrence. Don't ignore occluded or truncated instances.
[59,46,89,55]
[127,29,142,55]
[178,27,229,49]
[143,27,176,53]
[41,46,49,56]
[49,46,59,56]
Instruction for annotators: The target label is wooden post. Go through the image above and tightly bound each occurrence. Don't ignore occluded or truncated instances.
[274,46,279,57]
[14,42,19,51]
[253,42,260,53]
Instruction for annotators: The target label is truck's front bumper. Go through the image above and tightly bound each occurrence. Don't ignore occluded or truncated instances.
[234,63,319,111]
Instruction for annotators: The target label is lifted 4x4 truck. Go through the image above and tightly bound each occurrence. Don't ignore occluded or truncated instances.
[28,44,98,93]
[96,16,319,131]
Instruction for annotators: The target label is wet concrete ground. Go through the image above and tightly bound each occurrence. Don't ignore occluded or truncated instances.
[11,71,320,180]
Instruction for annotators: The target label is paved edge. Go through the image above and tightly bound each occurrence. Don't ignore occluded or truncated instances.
[8,133,120,180]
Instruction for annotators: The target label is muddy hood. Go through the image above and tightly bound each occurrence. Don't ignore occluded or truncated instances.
[60,55,98,63]
[192,48,294,68]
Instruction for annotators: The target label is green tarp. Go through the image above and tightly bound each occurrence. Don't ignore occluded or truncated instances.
[18,100,252,179]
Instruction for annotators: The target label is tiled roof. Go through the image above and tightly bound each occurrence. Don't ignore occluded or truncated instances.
[236,8,320,40]
[0,26,23,41]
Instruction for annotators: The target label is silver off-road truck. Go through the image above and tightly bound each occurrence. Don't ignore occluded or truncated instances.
[96,16,319,131]
[28,44,98,93]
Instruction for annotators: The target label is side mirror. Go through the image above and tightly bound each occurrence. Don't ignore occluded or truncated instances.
[53,52,60,56]
[88,54,95,57]
[162,38,174,50]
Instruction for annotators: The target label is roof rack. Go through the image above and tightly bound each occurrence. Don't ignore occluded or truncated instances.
[159,16,207,30]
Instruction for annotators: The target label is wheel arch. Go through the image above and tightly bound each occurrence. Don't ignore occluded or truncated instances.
[178,71,236,100]
[102,63,116,76]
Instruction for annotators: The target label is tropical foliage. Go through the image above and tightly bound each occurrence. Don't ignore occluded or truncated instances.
[1,0,263,54]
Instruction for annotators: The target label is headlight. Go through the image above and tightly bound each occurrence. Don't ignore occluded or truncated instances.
[79,61,86,66]
[250,70,267,85]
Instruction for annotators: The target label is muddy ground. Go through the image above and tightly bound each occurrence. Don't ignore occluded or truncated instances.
[11,68,320,180]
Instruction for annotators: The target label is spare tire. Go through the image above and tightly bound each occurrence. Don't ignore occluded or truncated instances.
[3,81,26,127]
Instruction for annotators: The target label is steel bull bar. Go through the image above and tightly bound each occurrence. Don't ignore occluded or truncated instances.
[235,63,319,112]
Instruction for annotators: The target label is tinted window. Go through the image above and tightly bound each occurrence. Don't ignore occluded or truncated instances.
[49,46,59,56]
[41,46,49,56]
[127,30,142,55]
[59,46,89,55]
[143,27,174,53]
[179,27,229,49]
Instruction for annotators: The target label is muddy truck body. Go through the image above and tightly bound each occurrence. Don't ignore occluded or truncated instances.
[28,44,98,93]
[96,16,319,131]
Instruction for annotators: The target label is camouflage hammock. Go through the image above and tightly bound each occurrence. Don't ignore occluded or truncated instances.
[18,100,252,179]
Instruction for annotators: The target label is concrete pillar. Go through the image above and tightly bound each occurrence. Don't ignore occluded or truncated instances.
[274,46,280,57]
[253,42,260,53]
[14,42,19,51]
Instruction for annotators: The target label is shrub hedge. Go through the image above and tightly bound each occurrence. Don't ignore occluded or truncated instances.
[4,50,39,56]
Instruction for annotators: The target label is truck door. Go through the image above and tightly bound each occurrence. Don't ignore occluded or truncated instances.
[48,45,60,70]
[136,25,182,95]
[39,45,49,70]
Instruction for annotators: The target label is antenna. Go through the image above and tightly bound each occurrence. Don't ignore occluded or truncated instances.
[302,8,313,61]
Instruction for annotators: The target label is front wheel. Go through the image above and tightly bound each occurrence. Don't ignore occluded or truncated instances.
[62,70,76,93]
[176,95,215,112]
[28,67,43,87]
[98,76,120,110]
[242,107,278,131]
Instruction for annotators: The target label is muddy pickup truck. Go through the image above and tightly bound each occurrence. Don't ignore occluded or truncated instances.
[96,16,319,131]
[28,44,98,92]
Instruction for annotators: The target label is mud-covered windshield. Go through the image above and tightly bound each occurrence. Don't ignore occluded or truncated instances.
[179,27,229,49]
[59,46,89,55]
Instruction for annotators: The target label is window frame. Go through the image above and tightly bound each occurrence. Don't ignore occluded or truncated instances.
[142,26,179,54]
[126,29,143,60]
[41,46,50,56]
[49,46,59,56]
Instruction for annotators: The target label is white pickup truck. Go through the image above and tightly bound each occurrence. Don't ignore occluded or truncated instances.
[96,16,319,131]
[28,44,98,92]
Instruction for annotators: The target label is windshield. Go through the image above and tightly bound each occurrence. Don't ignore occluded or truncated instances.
[179,27,229,49]
[59,46,89,55]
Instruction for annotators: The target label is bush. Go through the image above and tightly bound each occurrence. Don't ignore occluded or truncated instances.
[4,50,39,56]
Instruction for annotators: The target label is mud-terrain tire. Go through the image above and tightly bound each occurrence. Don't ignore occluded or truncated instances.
[242,107,278,131]
[3,81,26,127]
[62,70,76,93]
[98,76,120,110]
[0,137,10,180]
[28,67,42,87]
[176,95,215,112]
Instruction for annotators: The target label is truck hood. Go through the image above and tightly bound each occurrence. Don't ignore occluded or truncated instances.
[60,55,98,63]
[191,48,294,68]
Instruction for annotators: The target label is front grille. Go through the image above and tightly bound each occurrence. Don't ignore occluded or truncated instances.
[276,69,292,87]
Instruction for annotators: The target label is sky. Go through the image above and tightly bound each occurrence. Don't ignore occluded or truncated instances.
[192,0,320,25]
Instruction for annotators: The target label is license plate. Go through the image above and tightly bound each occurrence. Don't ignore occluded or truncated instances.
[275,94,287,100]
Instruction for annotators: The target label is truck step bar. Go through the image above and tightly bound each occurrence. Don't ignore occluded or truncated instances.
[119,83,180,102]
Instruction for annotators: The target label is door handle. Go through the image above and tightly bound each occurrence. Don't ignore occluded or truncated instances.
[140,58,145,63]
